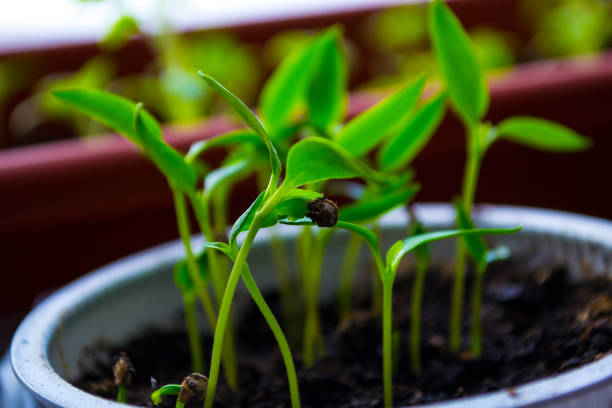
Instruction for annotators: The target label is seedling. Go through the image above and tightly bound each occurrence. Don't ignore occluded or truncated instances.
[113,353,134,404]
[429,0,592,352]
[151,373,207,408]
[282,216,521,408]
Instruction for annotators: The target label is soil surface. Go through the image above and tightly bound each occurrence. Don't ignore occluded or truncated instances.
[74,258,612,407]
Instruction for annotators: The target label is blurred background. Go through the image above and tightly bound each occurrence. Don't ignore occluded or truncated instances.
[1,0,611,352]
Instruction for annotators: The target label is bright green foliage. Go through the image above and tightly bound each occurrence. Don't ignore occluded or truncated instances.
[133,104,197,193]
[429,0,488,125]
[204,158,252,197]
[53,89,160,147]
[378,91,447,171]
[260,28,345,138]
[335,74,426,156]
[497,116,592,152]
[280,137,388,192]
[186,130,261,163]
[199,72,281,193]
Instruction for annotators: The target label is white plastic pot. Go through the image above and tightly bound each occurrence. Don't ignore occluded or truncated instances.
[7,204,612,408]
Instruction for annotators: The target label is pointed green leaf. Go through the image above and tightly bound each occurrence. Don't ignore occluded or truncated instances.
[429,0,488,125]
[203,241,236,261]
[307,30,347,132]
[198,73,281,191]
[53,89,161,148]
[453,197,487,266]
[389,226,521,276]
[335,221,380,256]
[134,104,196,193]
[496,116,592,152]
[204,158,252,199]
[339,184,419,223]
[259,28,340,138]
[280,137,388,192]
[335,74,426,157]
[186,130,261,163]
[378,91,447,171]
[229,192,266,250]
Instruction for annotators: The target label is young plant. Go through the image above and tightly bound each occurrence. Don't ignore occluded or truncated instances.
[282,216,521,408]
[151,373,208,408]
[113,353,134,404]
[198,71,394,408]
[429,0,592,352]
[53,89,240,387]
[454,199,511,357]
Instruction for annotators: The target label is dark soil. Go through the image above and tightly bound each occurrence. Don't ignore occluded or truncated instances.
[73,259,612,407]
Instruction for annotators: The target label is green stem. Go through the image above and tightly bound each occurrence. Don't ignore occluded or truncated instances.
[176,401,185,408]
[189,193,239,390]
[382,279,394,408]
[337,233,363,318]
[117,385,126,403]
[371,224,383,316]
[450,126,482,352]
[470,264,486,358]
[270,232,295,334]
[173,189,215,372]
[410,256,428,374]
[302,230,331,367]
[182,295,204,373]
[204,193,282,408]
[241,265,301,408]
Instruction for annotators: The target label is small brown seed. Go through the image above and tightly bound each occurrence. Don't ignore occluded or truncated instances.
[306,197,339,228]
[178,373,208,403]
[113,353,134,387]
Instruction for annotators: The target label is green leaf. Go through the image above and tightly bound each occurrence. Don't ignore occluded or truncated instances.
[134,104,196,193]
[199,73,281,192]
[388,226,521,277]
[53,89,161,148]
[339,184,419,223]
[259,28,339,138]
[410,220,431,262]
[378,91,447,171]
[335,74,426,157]
[496,116,592,152]
[429,0,488,125]
[203,158,252,199]
[229,192,266,250]
[203,241,236,261]
[151,384,181,405]
[186,130,261,163]
[101,15,139,51]
[173,252,208,295]
[307,29,347,132]
[335,221,380,256]
[280,137,388,192]
[453,197,487,266]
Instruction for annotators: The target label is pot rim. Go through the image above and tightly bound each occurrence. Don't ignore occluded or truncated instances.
[10,203,612,408]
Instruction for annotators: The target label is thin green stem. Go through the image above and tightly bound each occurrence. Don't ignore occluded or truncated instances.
[241,265,301,408]
[189,193,239,390]
[173,189,215,373]
[182,295,204,373]
[450,126,483,352]
[302,230,331,367]
[371,224,383,316]
[176,401,185,408]
[410,256,428,374]
[337,233,363,318]
[204,192,283,408]
[470,263,486,358]
[382,279,394,408]
[117,385,126,403]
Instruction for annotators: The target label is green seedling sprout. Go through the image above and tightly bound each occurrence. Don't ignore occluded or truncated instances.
[151,384,181,406]
[52,89,240,387]
[198,71,393,408]
[282,215,521,408]
[113,353,134,404]
[429,0,592,352]
[454,199,511,357]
